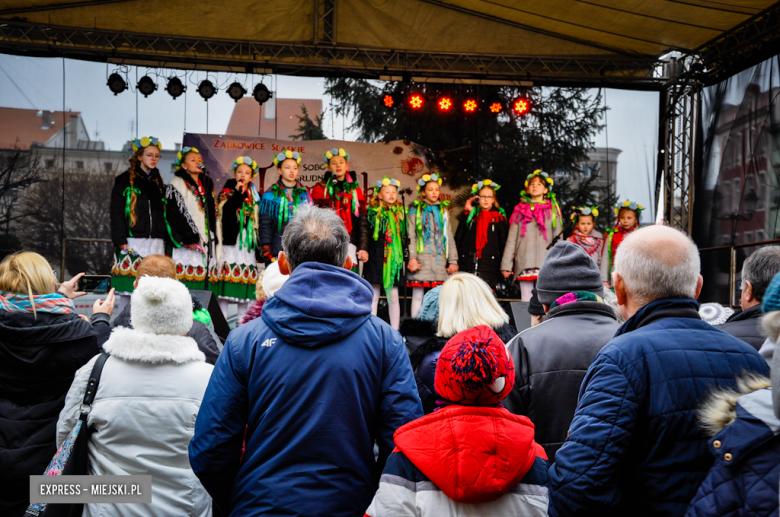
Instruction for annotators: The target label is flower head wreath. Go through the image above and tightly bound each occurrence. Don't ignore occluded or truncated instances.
[375,176,401,191]
[614,199,645,218]
[523,169,554,191]
[175,146,200,170]
[323,147,350,164]
[471,179,501,195]
[132,136,162,152]
[570,206,600,223]
[232,156,259,176]
[417,173,443,194]
[274,148,302,167]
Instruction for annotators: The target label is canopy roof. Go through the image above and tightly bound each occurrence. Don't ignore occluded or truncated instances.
[0,0,778,88]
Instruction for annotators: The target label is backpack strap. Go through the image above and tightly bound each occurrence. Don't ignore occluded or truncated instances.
[81,353,109,410]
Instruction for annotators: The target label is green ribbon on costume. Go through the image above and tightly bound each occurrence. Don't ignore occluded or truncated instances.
[466,205,508,226]
[325,177,361,217]
[519,191,561,228]
[413,200,425,255]
[413,200,450,258]
[161,198,182,248]
[122,186,142,237]
[270,184,308,232]
[604,228,617,278]
[238,201,256,251]
[369,204,406,302]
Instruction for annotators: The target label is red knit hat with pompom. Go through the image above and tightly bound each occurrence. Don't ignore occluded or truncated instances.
[434,325,515,406]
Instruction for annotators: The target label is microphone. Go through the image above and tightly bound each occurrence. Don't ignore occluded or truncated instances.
[399,188,413,196]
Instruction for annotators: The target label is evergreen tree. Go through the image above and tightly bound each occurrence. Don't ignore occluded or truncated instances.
[290,105,327,141]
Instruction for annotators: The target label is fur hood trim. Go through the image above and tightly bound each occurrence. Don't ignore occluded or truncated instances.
[103,326,206,364]
[399,317,437,339]
[699,374,771,436]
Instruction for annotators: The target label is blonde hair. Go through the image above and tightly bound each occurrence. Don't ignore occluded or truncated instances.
[437,273,509,338]
[0,252,57,316]
[136,254,177,280]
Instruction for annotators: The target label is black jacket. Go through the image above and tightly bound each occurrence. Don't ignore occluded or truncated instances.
[110,165,168,247]
[412,322,517,415]
[400,317,437,360]
[257,180,312,262]
[111,300,221,365]
[717,304,764,351]
[504,300,620,462]
[0,310,101,516]
[312,173,369,251]
[165,170,218,247]
[362,203,406,286]
[454,209,508,289]
[218,180,260,261]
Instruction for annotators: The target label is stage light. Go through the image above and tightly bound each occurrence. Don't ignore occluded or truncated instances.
[409,93,425,110]
[253,83,273,105]
[197,80,217,101]
[227,82,247,103]
[136,76,157,98]
[513,97,531,115]
[437,96,453,112]
[165,76,186,99]
[107,73,127,96]
[489,102,503,113]
[463,99,478,113]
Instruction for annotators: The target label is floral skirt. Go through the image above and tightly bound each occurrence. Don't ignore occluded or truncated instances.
[110,238,165,295]
[211,244,258,302]
[173,245,217,290]
[516,268,540,282]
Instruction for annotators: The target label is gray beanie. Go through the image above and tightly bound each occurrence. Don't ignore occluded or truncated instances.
[536,241,604,305]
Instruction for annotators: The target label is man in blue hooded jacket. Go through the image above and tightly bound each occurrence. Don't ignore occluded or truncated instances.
[189,205,423,517]
[548,225,769,517]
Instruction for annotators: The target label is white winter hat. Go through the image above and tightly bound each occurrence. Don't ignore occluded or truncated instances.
[262,261,289,299]
[131,276,193,336]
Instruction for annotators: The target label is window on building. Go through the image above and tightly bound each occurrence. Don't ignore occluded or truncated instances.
[75,161,84,170]
[45,159,55,169]
[744,231,754,244]
[756,230,767,242]
[732,177,741,213]
[721,181,731,215]
[104,162,113,172]
[758,170,767,211]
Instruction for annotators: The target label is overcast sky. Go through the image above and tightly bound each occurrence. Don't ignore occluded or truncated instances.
[0,54,658,215]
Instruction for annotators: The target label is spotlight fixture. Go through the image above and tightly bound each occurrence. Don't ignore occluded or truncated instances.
[513,97,531,116]
[197,80,217,101]
[408,93,425,110]
[107,73,127,96]
[383,94,395,109]
[136,76,157,98]
[489,102,503,113]
[165,76,186,99]
[463,99,478,113]
[252,83,273,105]
[437,96,453,112]
[227,82,247,103]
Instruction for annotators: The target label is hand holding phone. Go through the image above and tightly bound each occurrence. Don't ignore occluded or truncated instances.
[78,275,112,294]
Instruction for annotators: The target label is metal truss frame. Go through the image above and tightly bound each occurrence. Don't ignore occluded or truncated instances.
[0,19,666,87]
[661,80,699,234]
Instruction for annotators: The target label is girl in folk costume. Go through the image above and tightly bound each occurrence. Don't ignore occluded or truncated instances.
[601,200,643,286]
[363,177,406,330]
[500,170,563,302]
[258,149,312,263]
[454,179,509,290]
[407,173,458,317]
[567,206,604,268]
[213,155,261,321]
[165,147,218,290]
[110,136,169,310]
[311,147,368,269]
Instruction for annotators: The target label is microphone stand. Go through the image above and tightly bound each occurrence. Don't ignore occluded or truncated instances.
[199,164,213,291]
[399,187,413,318]
[546,217,574,250]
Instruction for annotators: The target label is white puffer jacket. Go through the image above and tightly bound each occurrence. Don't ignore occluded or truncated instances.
[57,327,214,517]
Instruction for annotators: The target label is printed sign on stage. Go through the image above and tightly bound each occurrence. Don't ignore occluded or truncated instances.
[181,133,457,201]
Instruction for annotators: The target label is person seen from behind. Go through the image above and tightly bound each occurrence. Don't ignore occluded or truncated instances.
[504,241,620,462]
[548,225,769,517]
[365,325,548,517]
[189,205,422,517]
[110,254,221,364]
[410,272,516,414]
[57,276,213,516]
[0,252,113,516]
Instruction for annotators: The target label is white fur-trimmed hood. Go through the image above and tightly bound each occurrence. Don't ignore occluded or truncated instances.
[103,326,206,364]
[699,374,771,436]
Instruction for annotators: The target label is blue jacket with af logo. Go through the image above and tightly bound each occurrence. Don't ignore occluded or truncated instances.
[189,262,423,517]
